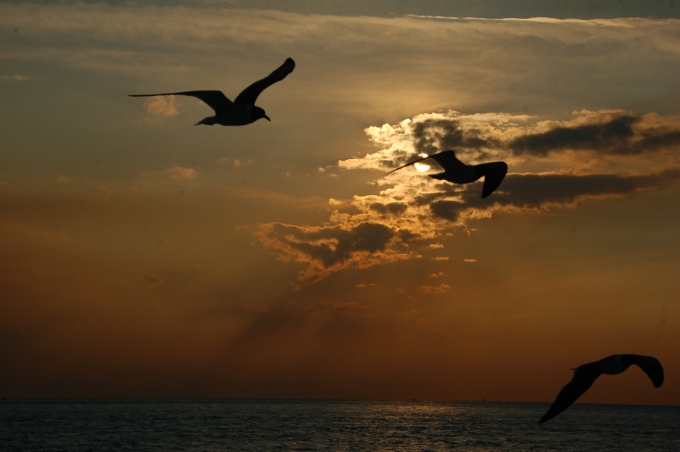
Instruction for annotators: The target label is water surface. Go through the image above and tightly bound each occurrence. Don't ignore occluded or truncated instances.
[1,399,678,451]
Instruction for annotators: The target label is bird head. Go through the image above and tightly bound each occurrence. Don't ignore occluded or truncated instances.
[252,106,271,122]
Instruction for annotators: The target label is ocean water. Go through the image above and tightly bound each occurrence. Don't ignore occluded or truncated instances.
[1,399,678,451]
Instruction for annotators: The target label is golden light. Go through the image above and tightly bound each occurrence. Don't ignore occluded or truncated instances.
[414,153,430,172]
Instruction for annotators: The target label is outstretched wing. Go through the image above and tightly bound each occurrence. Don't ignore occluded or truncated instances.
[384,155,431,175]
[129,91,233,115]
[539,362,601,424]
[234,58,296,106]
[384,150,461,176]
[627,354,664,388]
[479,161,508,198]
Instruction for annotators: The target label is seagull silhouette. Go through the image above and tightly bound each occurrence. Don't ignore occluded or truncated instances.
[539,354,664,423]
[129,57,295,126]
[386,150,508,198]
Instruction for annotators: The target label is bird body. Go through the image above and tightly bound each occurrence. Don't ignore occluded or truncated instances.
[386,150,508,198]
[599,354,626,375]
[130,58,295,126]
[539,354,664,423]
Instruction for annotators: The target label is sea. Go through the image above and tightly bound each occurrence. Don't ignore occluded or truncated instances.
[1,399,678,451]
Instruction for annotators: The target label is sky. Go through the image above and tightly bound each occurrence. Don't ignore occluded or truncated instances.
[1,1,679,404]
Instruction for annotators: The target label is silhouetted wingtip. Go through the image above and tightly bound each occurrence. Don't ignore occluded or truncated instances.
[652,373,664,388]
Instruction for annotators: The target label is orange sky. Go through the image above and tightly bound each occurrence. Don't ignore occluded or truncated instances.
[0,2,679,404]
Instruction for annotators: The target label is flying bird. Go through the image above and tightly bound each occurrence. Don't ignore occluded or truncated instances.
[386,150,507,198]
[539,354,664,424]
[129,57,295,126]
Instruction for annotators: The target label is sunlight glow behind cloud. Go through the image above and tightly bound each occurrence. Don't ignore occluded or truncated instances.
[256,109,680,282]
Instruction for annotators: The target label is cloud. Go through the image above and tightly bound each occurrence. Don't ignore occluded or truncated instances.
[253,222,418,282]
[419,284,451,294]
[368,202,408,216]
[412,117,499,156]
[338,111,528,171]
[1,74,34,81]
[509,111,680,156]
[143,96,179,117]
[192,1,680,19]
[356,283,377,288]
[429,200,464,222]
[3,5,677,121]
[256,108,680,283]
[341,110,680,173]
[164,167,197,180]
[489,169,680,209]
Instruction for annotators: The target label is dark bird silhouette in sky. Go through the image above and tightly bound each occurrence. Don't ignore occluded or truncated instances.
[129,57,295,126]
[539,354,664,423]
[386,150,508,198]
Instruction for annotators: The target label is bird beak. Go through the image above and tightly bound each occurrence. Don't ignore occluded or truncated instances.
[264,115,271,121]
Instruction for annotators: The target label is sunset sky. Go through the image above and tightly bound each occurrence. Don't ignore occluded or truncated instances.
[1,0,679,404]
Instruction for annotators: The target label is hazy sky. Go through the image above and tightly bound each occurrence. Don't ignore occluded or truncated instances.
[1,1,679,404]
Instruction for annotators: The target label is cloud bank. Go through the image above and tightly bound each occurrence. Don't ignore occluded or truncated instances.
[256,109,680,282]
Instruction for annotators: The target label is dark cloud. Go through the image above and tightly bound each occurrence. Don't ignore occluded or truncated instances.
[270,222,396,268]
[369,202,408,216]
[510,114,637,155]
[509,113,680,156]
[412,119,497,156]
[465,168,680,209]
[397,229,419,243]
[430,200,464,221]
[636,130,680,153]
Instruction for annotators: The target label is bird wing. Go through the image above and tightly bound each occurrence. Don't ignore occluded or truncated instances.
[384,155,432,175]
[129,91,233,115]
[234,58,296,106]
[384,150,460,176]
[428,151,466,172]
[627,354,664,388]
[539,362,602,423]
[479,161,508,198]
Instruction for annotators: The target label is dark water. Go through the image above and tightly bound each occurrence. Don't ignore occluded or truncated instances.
[1,399,678,451]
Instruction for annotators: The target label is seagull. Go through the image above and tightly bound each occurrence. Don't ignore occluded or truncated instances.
[539,354,664,424]
[129,57,295,126]
[385,150,507,198]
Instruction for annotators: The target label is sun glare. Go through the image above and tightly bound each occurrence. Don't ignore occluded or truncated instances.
[414,153,430,172]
